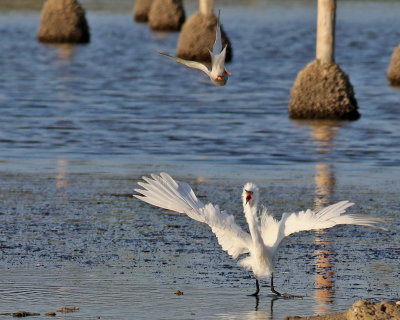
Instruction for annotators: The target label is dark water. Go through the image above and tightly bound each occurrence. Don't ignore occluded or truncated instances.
[0,1,399,319]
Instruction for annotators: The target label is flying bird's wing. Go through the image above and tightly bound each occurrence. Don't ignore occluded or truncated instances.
[157,52,210,76]
[261,201,386,248]
[134,173,252,259]
[208,11,229,80]
[212,10,223,55]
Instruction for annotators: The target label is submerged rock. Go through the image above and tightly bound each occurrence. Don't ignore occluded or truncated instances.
[289,60,360,120]
[284,300,400,320]
[387,44,400,86]
[57,307,79,313]
[176,11,232,63]
[37,0,90,44]
[148,0,185,31]
[133,0,153,22]
[44,312,56,317]
[174,290,183,296]
[0,311,40,317]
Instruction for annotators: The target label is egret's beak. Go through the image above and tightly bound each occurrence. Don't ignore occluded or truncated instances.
[226,70,232,75]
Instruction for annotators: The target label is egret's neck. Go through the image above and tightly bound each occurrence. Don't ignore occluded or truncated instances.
[244,205,263,246]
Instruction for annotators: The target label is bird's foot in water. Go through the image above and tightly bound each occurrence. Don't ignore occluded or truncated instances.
[247,279,260,297]
[247,292,259,297]
[271,288,303,299]
[270,291,303,299]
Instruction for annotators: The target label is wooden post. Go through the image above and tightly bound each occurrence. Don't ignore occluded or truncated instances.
[289,0,359,120]
[199,0,213,15]
[316,0,336,64]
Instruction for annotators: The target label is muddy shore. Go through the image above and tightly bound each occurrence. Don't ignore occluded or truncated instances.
[285,300,400,320]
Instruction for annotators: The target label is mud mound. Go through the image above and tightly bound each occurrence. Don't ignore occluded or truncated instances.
[387,44,400,86]
[347,300,400,320]
[176,11,232,63]
[289,60,360,120]
[37,0,90,44]
[148,0,185,31]
[284,300,400,320]
[133,0,153,22]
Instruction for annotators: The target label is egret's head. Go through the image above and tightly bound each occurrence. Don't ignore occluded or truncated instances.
[242,182,259,208]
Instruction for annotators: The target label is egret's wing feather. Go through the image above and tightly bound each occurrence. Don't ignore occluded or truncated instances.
[260,210,281,248]
[261,201,386,249]
[204,204,252,259]
[136,173,202,219]
[212,10,223,55]
[157,52,210,76]
[134,173,252,258]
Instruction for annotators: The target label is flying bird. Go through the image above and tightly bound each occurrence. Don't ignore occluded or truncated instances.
[157,11,231,86]
[134,173,385,297]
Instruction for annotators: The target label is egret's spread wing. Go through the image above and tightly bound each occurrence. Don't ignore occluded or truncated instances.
[212,10,223,55]
[134,173,252,259]
[261,201,385,249]
[157,52,210,76]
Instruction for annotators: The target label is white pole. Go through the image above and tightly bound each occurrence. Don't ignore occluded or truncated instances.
[199,0,214,15]
[316,0,336,63]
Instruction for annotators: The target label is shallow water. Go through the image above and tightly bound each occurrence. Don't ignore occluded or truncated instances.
[0,1,399,319]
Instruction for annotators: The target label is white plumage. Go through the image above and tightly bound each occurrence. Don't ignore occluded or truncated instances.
[134,173,385,296]
[157,10,231,86]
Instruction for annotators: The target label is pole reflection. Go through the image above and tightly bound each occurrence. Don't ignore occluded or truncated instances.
[56,158,69,189]
[310,122,339,315]
[54,44,75,66]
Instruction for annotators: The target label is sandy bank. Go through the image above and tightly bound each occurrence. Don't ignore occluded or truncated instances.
[284,300,400,320]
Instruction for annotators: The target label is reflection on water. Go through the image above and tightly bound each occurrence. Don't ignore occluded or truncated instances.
[54,44,75,66]
[314,231,334,315]
[311,123,337,315]
[314,163,335,209]
[310,122,338,208]
[56,158,68,189]
[219,310,272,320]
[218,297,278,320]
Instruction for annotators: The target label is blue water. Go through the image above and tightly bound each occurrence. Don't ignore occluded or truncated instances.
[0,1,399,319]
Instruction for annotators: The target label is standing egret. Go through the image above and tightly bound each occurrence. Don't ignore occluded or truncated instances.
[134,173,385,296]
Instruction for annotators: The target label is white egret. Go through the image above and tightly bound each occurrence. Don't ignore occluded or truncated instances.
[134,173,385,296]
[157,10,231,86]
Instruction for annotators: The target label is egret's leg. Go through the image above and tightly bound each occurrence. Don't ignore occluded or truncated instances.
[270,273,282,296]
[248,278,260,296]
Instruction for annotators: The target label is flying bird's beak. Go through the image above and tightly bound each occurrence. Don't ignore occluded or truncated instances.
[225,70,232,75]
[245,190,253,204]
